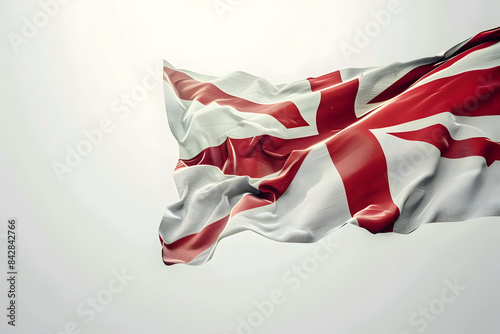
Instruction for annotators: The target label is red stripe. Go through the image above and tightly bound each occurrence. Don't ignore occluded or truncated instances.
[415,40,499,85]
[451,27,500,57]
[389,124,500,167]
[325,128,400,233]
[362,67,500,130]
[231,148,310,216]
[312,77,361,134]
[177,136,290,178]
[176,134,329,178]
[369,62,441,104]
[161,215,230,265]
[308,70,342,91]
[163,66,309,129]
[370,38,499,105]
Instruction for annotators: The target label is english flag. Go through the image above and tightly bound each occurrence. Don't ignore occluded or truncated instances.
[159,27,500,265]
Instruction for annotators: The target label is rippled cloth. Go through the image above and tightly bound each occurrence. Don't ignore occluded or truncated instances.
[159,27,500,265]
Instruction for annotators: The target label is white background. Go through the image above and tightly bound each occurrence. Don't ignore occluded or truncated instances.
[1,0,500,333]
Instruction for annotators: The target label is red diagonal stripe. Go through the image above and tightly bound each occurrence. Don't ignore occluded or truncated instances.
[451,26,500,57]
[231,148,310,216]
[362,68,500,130]
[311,72,399,232]
[413,40,499,85]
[389,124,500,167]
[176,134,329,178]
[177,136,290,178]
[369,62,441,104]
[163,66,309,129]
[161,215,230,266]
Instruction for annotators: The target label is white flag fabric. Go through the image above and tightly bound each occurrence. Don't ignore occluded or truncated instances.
[159,27,500,265]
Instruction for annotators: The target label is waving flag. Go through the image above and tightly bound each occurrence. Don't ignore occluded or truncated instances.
[159,27,500,265]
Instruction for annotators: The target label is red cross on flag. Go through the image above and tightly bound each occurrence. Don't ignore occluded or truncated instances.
[159,27,500,265]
